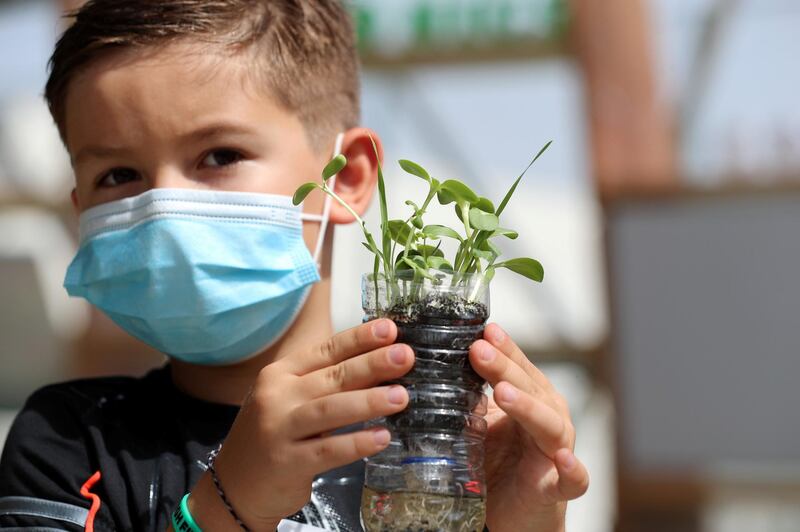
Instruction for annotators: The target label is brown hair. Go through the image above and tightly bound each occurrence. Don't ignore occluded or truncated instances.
[45,0,360,149]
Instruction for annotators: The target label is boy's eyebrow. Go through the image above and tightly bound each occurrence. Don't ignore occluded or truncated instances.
[73,145,131,166]
[72,123,261,165]
[181,122,261,143]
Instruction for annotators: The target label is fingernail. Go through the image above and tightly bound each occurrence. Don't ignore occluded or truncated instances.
[498,384,518,403]
[490,325,505,344]
[389,345,407,365]
[373,320,391,339]
[387,386,406,404]
[479,343,495,363]
[373,429,391,445]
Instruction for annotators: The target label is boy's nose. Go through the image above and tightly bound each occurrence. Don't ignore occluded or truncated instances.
[150,167,199,190]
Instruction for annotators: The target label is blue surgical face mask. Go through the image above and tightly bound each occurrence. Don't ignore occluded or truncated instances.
[63,134,343,365]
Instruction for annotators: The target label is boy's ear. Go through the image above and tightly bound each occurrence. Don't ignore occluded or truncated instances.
[328,127,383,225]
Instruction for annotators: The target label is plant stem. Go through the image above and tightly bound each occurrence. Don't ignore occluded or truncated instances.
[373,255,381,314]
[321,184,393,309]
[322,186,367,234]
[460,203,472,240]
[468,271,489,302]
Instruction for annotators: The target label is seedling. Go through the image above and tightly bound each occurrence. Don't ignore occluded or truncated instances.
[293,139,550,310]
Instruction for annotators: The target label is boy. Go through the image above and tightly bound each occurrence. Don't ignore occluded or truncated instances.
[0,1,588,531]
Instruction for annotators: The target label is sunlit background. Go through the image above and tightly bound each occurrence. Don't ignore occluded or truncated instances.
[1,1,799,531]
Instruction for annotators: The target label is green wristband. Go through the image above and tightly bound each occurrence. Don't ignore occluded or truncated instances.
[172,493,202,532]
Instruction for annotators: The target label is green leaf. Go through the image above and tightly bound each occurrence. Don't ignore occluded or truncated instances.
[490,227,519,240]
[401,257,436,280]
[400,257,419,271]
[422,224,463,241]
[496,140,551,216]
[495,257,544,282]
[292,182,320,205]
[386,219,413,245]
[475,197,495,213]
[440,179,479,205]
[361,242,374,253]
[427,256,453,272]
[472,248,495,261]
[405,199,421,212]
[437,187,456,205]
[368,135,392,280]
[322,154,347,181]
[398,159,430,182]
[413,245,444,258]
[397,256,413,271]
[365,232,382,257]
[394,248,434,264]
[396,246,443,266]
[411,216,424,229]
[478,239,502,258]
[469,207,499,231]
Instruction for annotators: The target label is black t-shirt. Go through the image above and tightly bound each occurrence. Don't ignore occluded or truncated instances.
[0,365,364,531]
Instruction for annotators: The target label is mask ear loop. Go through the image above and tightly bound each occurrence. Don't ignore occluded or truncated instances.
[246,132,346,360]
[305,132,344,266]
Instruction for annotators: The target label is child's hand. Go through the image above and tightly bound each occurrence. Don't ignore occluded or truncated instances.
[192,319,413,530]
[469,323,589,532]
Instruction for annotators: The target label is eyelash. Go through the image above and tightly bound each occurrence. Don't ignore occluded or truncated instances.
[96,167,140,188]
[95,148,247,188]
[201,148,245,168]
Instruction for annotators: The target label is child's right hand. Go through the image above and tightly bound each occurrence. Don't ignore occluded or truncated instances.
[188,318,412,531]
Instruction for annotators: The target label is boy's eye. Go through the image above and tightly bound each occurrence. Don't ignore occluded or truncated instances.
[98,168,141,188]
[202,149,244,168]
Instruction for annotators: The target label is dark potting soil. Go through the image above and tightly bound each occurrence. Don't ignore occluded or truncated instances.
[377,292,489,435]
[384,292,488,326]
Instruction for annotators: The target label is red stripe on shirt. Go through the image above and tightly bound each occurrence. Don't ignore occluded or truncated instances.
[79,470,102,532]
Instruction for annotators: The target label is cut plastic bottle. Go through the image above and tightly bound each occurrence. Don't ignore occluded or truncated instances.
[360,272,490,532]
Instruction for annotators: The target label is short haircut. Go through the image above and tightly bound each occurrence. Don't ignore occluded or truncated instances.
[45,0,361,150]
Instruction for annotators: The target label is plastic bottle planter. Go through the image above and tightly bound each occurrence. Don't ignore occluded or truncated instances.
[360,272,490,532]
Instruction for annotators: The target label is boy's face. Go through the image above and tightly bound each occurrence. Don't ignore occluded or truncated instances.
[65,43,330,218]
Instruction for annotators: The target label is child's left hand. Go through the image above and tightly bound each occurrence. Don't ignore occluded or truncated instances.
[468,323,590,532]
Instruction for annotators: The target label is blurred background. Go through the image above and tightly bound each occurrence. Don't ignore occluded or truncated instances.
[1,0,799,530]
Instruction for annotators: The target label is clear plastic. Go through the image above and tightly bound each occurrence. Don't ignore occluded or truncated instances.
[360,272,490,532]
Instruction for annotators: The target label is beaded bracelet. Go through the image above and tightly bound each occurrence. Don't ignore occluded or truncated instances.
[207,445,252,532]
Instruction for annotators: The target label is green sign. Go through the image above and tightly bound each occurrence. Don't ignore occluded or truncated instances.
[350,0,568,64]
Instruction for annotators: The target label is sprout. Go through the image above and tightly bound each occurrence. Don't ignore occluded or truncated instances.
[293,137,551,304]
